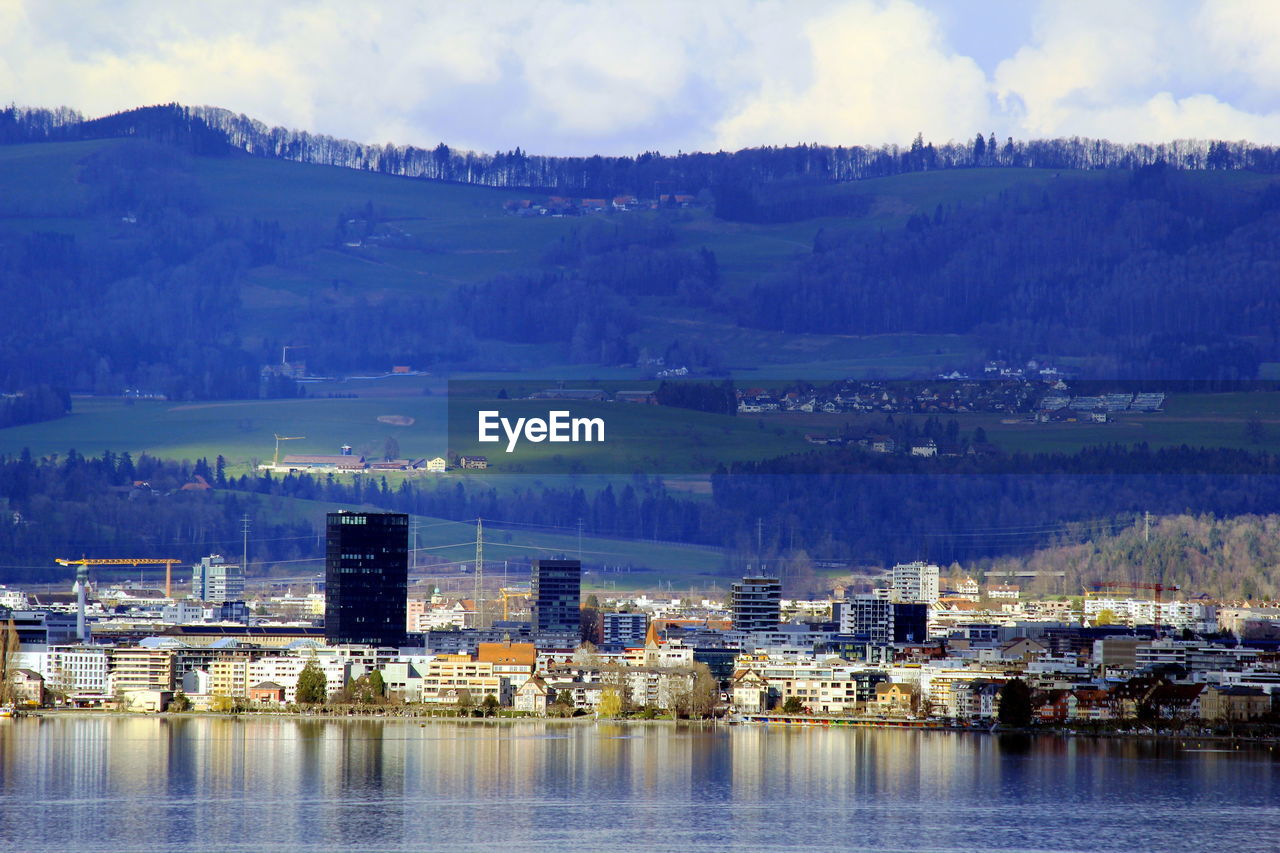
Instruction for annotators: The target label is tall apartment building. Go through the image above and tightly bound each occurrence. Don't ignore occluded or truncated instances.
[730,576,782,632]
[190,555,245,604]
[891,561,940,604]
[325,511,409,647]
[530,558,581,636]
[840,590,929,645]
[602,612,649,646]
[841,589,893,644]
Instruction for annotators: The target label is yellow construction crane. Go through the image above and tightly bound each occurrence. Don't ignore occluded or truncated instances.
[273,434,305,468]
[56,557,184,599]
[499,587,531,621]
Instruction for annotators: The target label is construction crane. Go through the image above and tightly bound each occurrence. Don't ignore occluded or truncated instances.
[499,587,531,621]
[272,434,305,468]
[56,557,184,600]
[1087,581,1182,633]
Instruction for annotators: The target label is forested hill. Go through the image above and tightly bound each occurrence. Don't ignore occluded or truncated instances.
[983,513,1280,601]
[2,103,1280,401]
[6,103,1280,194]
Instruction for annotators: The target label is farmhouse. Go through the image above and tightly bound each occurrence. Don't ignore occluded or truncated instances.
[459,456,489,470]
[276,454,368,472]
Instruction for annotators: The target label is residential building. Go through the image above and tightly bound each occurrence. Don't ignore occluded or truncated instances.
[11,669,44,705]
[730,576,782,632]
[325,511,408,647]
[1200,685,1271,721]
[210,656,253,698]
[988,584,1020,601]
[246,655,350,703]
[46,645,111,698]
[603,612,648,646]
[732,669,769,713]
[873,681,914,715]
[108,648,176,693]
[891,562,940,604]
[839,591,927,644]
[477,641,537,693]
[421,655,505,705]
[514,674,552,714]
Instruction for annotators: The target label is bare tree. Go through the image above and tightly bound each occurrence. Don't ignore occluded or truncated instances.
[0,618,18,705]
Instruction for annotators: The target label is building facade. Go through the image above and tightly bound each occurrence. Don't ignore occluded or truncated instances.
[530,559,581,636]
[730,577,782,632]
[891,561,940,604]
[603,612,649,646]
[325,511,409,647]
[191,555,245,604]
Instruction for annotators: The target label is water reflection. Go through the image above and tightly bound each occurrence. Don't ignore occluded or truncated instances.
[0,716,1277,852]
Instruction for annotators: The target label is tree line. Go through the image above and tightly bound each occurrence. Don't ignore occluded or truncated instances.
[0,450,320,584]
[5,442,1280,589]
[9,105,1280,198]
[0,386,70,429]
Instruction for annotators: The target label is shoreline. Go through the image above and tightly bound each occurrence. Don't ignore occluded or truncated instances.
[16,709,1280,747]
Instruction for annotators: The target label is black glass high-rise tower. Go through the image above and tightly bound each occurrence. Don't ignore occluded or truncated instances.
[530,558,581,635]
[325,511,408,646]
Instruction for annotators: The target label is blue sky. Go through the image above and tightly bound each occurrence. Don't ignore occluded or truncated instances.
[3,0,1279,155]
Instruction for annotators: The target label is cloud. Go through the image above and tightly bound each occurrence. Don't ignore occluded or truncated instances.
[994,0,1280,142]
[3,0,1280,154]
[714,0,992,149]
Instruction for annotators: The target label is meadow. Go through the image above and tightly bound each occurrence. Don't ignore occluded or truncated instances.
[771,390,1280,456]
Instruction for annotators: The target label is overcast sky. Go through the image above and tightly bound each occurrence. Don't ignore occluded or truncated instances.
[4,0,1280,155]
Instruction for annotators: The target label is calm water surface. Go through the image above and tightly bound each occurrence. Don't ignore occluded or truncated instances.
[1,715,1277,852]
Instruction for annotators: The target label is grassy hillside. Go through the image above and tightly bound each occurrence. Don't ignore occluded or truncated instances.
[0,139,1091,377]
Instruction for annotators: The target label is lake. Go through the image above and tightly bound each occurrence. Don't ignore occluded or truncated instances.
[1,716,1277,852]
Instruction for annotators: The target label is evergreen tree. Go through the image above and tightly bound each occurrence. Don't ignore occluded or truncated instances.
[997,678,1033,727]
[296,660,327,705]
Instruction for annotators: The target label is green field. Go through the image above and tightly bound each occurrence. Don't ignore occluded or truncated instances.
[0,391,810,478]
[774,391,1280,456]
[447,396,810,475]
[0,395,448,470]
[8,388,1280,478]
